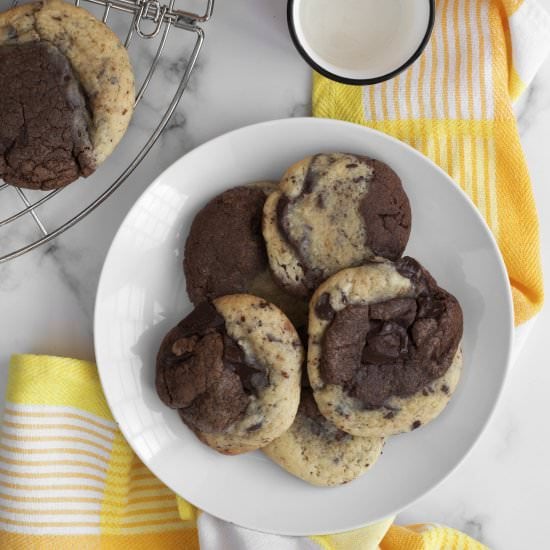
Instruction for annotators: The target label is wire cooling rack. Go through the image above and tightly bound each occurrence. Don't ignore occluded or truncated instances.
[0,0,213,262]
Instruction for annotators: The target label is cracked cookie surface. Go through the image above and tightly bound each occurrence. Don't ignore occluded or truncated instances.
[0,0,134,189]
[307,258,463,437]
[0,42,95,189]
[156,295,303,455]
[263,153,411,296]
[184,183,308,328]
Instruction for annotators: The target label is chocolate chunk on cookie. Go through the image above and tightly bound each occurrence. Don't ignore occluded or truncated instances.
[263,153,411,296]
[156,301,255,433]
[156,295,303,455]
[307,258,463,437]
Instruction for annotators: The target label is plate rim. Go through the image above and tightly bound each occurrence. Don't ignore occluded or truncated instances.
[94,117,514,535]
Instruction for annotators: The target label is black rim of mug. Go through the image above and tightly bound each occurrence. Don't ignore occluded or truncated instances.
[287,0,436,86]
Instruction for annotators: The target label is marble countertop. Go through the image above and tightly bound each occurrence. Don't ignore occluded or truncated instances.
[2,0,550,547]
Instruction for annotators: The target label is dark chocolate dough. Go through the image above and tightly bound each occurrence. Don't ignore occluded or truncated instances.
[319,257,463,408]
[184,186,269,304]
[156,302,268,433]
[0,42,95,190]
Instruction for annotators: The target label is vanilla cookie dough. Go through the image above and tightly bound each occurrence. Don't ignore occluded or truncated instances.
[263,153,411,296]
[184,183,308,328]
[156,295,303,455]
[0,0,134,189]
[308,257,463,437]
[263,387,384,486]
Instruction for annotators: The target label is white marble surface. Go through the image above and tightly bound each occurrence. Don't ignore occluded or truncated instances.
[1,0,550,547]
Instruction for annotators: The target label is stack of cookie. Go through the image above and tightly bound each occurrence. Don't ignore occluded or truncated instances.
[156,153,464,487]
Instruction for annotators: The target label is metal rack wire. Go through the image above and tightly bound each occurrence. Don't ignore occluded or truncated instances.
[0,0,214,262]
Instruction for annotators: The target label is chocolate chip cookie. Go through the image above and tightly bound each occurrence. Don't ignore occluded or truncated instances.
[156,294,303,455]
[184,183,308,327]
[0,0,134,189]
[263,153,411,297]
[308,257,463,437]
[263,387,384,486]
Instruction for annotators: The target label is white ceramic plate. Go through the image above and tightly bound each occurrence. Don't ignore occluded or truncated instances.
[94,118,513,535]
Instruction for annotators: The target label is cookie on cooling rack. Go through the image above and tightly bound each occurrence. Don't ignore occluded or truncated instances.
[263,386,384,486]
[184,183,308,328]
[156,295,303,455]
[307,257,463,437]
[262,153,411,297]
[0,0,134,190]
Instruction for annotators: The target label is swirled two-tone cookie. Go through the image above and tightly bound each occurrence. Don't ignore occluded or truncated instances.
[184,183,308,327]
[263,387,384,486]
[308,257,463,437]
[156,295,303,455]
[262,153,411,297]
[0,0,134,189]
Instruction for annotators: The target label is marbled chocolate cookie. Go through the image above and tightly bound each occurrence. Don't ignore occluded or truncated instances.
[308,258,463,437]
[263,153,411,297]
[156,295,303,455]
[263,387,384,486]
[184,183,308,327]
[0,0,134,189]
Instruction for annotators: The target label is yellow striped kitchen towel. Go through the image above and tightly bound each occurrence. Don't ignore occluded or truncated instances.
[0,355,488,549]
[0,355,198,549]
[313,0,550,326]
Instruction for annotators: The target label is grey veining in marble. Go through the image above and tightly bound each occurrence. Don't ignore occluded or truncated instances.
[43,242,102,324]
[463,516,486,542]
